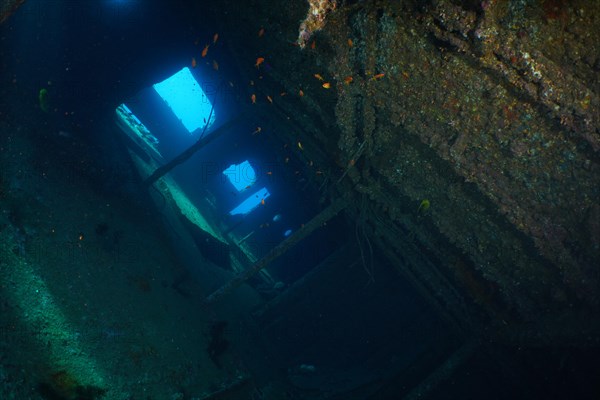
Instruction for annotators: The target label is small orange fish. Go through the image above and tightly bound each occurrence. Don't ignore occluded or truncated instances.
[260,198,265,205]
[258,27,265,37]
[372,73,385,80]
[298,141,304,150]
[202,44,209,58]
[349,159,356,166]
[191,57,197,68]
[322,82,331,89]
[298,89,304,97]
[344,76,353,84]
[267,95,273,103]
[314,73,324,81]
[252,126,261,135]
[251,94,256,104]
[347,38,353,47]
[212,60,219,70]
[266,171,272,175]
[213,33,219,44]
[310,41,316,49]
[255,57,265,68]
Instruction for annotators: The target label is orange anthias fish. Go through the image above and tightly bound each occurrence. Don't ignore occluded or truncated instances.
[344,76,353,84]
[322,82,331,89]
[372,73,385,80]
[213,33,219,44]
[255,57,265,68]
[347,38,353,47]
[251,94,256,104]
[314,73,324,81]
[202,44,209,58]
[191,57,197,68]
[260,198,265,205]
[258,27,265,37]
[298,89,304,97]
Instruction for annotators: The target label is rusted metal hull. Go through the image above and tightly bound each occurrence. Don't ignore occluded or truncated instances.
[202,0,600,343]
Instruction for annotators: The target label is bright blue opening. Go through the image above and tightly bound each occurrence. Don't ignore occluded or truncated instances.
[229,187,270,216]
[153,67,215,133]
[223,160,256,192]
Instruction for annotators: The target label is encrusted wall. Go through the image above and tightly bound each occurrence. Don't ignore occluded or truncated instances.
[326,0,600,322]
[200,0,599,342]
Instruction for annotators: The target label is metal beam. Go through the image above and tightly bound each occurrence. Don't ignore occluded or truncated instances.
[204,196,349,305]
